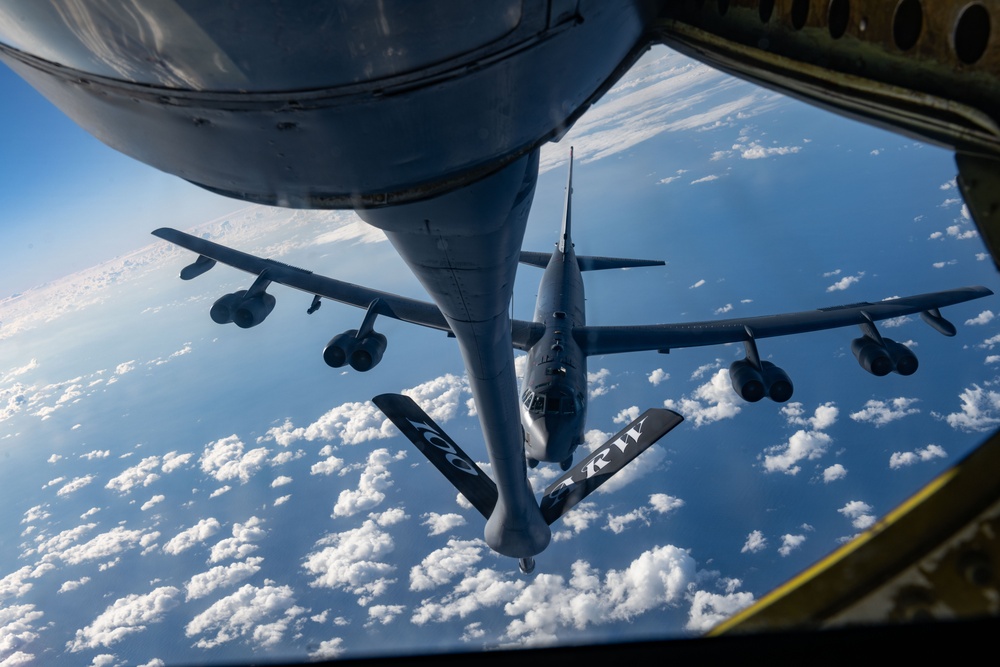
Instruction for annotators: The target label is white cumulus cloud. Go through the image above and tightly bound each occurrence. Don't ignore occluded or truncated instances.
[838,501,876,530]
[664,369,741,427]
[823,464,847,483]
[105,456,161,494]
[209,517,266,563]
[939,384,1000,432]
[260,374,470,448]
[587,368,616,399]
[67,587,180,651]
[162,518,221,556]
[741,530,766,554]
[308,638,345,660]
[826,271,865,292]
[185,557,264,601]
[502,546,697,645]
[762,430,832,475]
[410,539,484,592]
[199,435,269,484]
[778,534,806,557]
[647,368,669,386]
[739,142,800,159]
[302,519,396,604]
[889,444,947,469]
[850,397,920,427]
[57,475,96,497]
[781,402,838,430]
[140,495,164,511]
[685,589,755,633]
[332,448,406,518]
[612,406,640,425]
[185,582,303,649]
[421,512,467,536]
[965,310,994,325]
[606,494,683,534]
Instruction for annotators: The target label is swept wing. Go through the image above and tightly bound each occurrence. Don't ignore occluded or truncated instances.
[574,287,993,356]
[152,227,545,350]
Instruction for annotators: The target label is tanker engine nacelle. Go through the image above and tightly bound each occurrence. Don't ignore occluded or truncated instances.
[323,330,388,372]
[209,290,277,328]
[729,358,794,403]
[851,336,918,376]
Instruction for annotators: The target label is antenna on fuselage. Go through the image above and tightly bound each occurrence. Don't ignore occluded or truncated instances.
[558,147,573,254]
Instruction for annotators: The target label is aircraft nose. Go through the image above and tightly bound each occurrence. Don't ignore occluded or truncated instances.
[523,408,580,464]
[539,414,577,463]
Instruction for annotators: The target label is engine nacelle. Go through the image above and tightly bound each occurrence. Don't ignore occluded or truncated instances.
[323,330,359,368]
[233,292,277,329]
[761,361,794,403]
[851,335,894,376]
[350,332,387,372]
[852,336,918,376]
[729,359,765,402]
[210,290,247,325]
[730,358,794,403]
[885,338,919,376]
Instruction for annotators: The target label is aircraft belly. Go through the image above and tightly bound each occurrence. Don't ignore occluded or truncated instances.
[0,1,651,208]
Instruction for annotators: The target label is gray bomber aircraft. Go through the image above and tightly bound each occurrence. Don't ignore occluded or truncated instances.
[154,149,991,573]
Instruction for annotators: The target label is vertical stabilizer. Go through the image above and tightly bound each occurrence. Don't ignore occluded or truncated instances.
[558,147,573,254]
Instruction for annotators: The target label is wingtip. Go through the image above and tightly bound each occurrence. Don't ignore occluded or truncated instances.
[151,227,182,240]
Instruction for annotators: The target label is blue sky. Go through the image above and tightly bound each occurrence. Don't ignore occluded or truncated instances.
[1,46,999,664]
[0,63,241,296]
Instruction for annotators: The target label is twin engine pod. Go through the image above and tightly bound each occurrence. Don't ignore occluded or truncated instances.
[211,290,277,328]
[729,358,794,403]
[323,329,388,372]
[851,335,918,376]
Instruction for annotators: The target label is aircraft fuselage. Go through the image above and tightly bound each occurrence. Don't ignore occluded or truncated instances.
[521,239,588,468]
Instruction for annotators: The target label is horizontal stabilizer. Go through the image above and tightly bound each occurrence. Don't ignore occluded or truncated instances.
[373,393,498,519]
[519,251,664,271]
[518,251,552,269]
[539,408,683,524]
[576,256,665,271]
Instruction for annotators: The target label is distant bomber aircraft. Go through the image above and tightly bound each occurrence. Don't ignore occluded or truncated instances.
[154,150,991,573]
